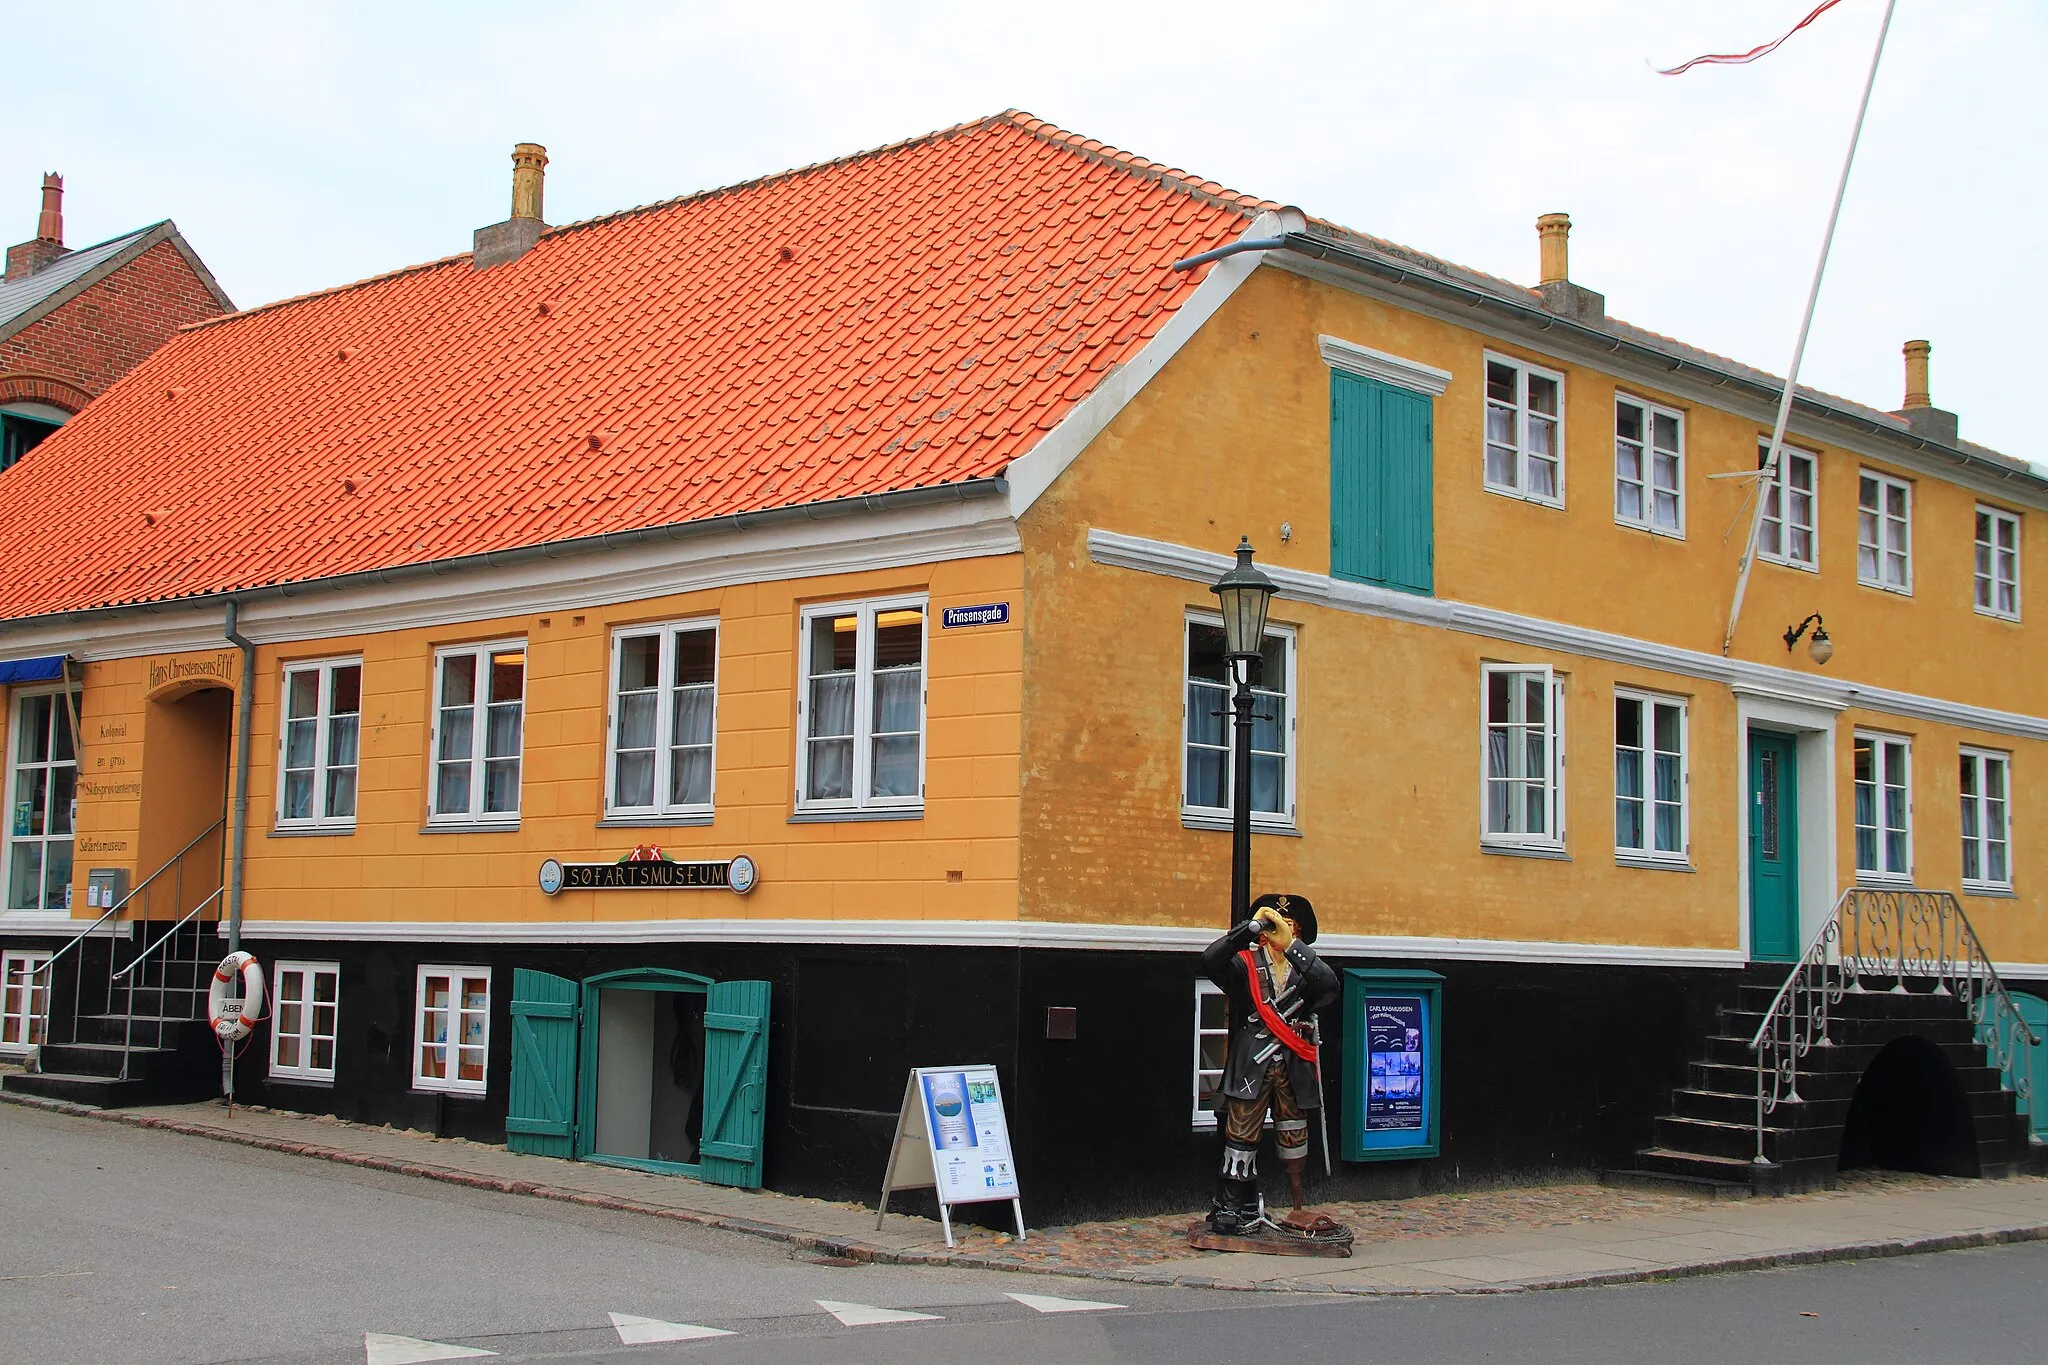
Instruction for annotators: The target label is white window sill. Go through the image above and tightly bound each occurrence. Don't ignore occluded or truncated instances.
[1854,874,1915,889]
[1616,853,1694,873]
[420,820,521,835]
[269,824,357,839]
[1481,841,1570,862]
[266,1073,336,1087]
[411,1084,488,1098]
[1756,553,1819,575]
[1962,883,2018,900]
[1972,607,2022,624]
[597,813,714,829]
[1614,517,1686,541]
[1181,812,1302,838]
[1482,482,1564,511]
[1857,577,1914,597]
[788,806,923,824]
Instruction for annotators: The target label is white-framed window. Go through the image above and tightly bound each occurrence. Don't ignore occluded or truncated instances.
[1192,980,1227,1129]
[428,642,525,825]
[414,965,489,1094]
[1482,664,1565,848]
[796,598,926,814]
[1960,748,2012,892]
[1614,395,1683,535]
[276,659,362,830]
[1854,732,1912,882]
[1857,470,1912,593]
[1615,690,1687,863]
[1757,441,1819,569]
[6,686,79,911]
[1182,615,1296,828]
[606,621,717,819]
[1,950,51,1051]
[1975,506,2021,620]
[269,960,340,1081]
[1484,354,1564,505]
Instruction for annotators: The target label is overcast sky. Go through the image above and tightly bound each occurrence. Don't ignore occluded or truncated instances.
[5,1,2039,463]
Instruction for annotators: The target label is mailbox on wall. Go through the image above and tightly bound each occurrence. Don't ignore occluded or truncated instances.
[1340,967,1443,1162]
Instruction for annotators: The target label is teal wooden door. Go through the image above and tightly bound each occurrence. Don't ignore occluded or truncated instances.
[2007,994,2048,1139]
[1331,370,1434,596]
[507,968,580,1157]
[698,980,771,1188]
[1748,732,1800,963]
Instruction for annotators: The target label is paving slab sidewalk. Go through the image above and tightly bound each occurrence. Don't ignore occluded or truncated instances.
[9,1091,2048,1295]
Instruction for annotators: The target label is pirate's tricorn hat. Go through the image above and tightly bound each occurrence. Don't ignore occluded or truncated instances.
[1252,891,1317,944]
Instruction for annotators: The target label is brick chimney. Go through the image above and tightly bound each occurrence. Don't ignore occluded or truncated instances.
[474,143,549,270]
[1895,339,1959,445]
[1533,212,1605,326]
[5,173,71,281]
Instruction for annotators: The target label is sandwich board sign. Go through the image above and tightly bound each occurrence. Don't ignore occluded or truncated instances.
[876,1065,1025,1247]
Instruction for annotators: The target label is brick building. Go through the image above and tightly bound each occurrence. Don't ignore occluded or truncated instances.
[0,173,231,470]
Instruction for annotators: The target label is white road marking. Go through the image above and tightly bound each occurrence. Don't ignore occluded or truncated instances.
[363,1334,496,1364]
[815,1299,943,1327]
[1005,1291,1127,1313]
[609,1311,735,1344]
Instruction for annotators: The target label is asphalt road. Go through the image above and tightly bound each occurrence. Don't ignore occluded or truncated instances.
[3,1101,2047,1364]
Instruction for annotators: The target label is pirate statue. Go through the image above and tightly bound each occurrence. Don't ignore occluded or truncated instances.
[1200,892,1341,1235]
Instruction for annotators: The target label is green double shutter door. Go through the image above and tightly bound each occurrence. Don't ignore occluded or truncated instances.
[700,979,772,1189]
[504,969,773,1189]
[507,968,578,1158]
[1331,370,1434,596]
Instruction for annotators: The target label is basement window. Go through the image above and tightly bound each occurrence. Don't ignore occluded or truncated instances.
[270,961,340,1081]
[0,950,51,1051]
[414,965,489,1094]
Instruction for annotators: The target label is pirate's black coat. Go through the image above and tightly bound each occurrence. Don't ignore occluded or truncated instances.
[1200,918,1341,1106]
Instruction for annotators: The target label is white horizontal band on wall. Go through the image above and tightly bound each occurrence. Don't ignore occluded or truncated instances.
[1089,528,2048,744]
[220,916,1743,968]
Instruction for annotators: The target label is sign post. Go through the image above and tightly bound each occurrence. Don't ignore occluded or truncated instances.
[876,1065,1024,1247]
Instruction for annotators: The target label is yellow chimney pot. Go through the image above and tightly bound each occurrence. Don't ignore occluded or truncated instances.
[511,143,548,223]
[1536,213,1571,286]
[1902,339,1932,411]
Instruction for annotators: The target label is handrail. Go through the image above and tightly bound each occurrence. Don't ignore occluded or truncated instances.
[103,818,226,917]
[1749,887,2040,1165]
[29,899,125,976]
[112,887,225,982]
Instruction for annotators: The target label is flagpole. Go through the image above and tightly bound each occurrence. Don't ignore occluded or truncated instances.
[1721,0,1898,656]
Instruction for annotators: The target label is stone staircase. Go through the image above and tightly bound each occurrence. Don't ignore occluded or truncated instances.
[1625,972,2035,1195]
[5,919,221,1108]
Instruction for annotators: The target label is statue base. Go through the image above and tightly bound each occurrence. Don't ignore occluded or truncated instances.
[1185,1213,1354,1258]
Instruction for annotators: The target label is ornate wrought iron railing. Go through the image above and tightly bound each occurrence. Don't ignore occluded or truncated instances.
[1749,887,2040,1164]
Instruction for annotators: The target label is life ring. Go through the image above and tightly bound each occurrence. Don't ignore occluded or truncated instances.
[208,951,265,1040]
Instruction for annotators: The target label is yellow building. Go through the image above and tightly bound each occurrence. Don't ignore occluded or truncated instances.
[1,115,2039,1208]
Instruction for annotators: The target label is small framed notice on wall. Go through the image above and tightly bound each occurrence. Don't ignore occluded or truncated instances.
[1340,968,1443,1162]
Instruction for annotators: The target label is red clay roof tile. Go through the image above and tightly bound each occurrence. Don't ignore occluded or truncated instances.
[0,111,1267,622]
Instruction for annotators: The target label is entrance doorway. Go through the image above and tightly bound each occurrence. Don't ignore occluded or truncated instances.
[506,967,771,1189]
[588,979,707,1168]
[135,683,233,918]
[1748,729,1800,963]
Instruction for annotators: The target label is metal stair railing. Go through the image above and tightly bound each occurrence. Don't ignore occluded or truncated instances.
[110,886,225,1079]
[1749,886,2040,1165]
[29,818,226,1064]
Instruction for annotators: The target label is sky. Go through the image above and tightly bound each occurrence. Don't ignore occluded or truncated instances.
[4,0,2040,463]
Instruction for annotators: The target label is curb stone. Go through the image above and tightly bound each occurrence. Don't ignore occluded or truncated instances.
[7,1090,2047,1295]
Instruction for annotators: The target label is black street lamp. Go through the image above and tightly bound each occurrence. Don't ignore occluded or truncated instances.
[1210,536,1278,927]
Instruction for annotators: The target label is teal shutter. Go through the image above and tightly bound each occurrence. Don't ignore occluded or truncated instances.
[1330,370,1434,595]
[506,968,579,1158]
[2003,993,2048,1139]
[698,979,772,1188]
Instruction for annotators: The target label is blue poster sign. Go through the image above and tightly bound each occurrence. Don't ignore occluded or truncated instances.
[1341,968,1443,1162]
[941,602,1009,629]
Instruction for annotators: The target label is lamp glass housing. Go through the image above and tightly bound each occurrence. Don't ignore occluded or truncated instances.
[1808,629,1834,665]
[1211,537,1277,659]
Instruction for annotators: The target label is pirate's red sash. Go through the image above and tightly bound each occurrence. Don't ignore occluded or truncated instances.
[1239,948,1318,1061]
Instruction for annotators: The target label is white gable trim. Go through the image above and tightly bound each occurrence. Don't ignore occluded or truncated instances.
[1317,335,1452,396]
[1003,209,1305,519]
[1089,528,2048,744]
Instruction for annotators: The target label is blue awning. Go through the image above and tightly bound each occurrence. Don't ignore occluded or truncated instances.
[0,655,66,684]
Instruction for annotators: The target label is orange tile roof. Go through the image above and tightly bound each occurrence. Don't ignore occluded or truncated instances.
[0,112,1268,622]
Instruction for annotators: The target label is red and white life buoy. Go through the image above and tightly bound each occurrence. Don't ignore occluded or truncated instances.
[208,951,265,1040]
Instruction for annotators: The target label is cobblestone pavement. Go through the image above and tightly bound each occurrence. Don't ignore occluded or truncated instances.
[8,1091,2048,1294]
